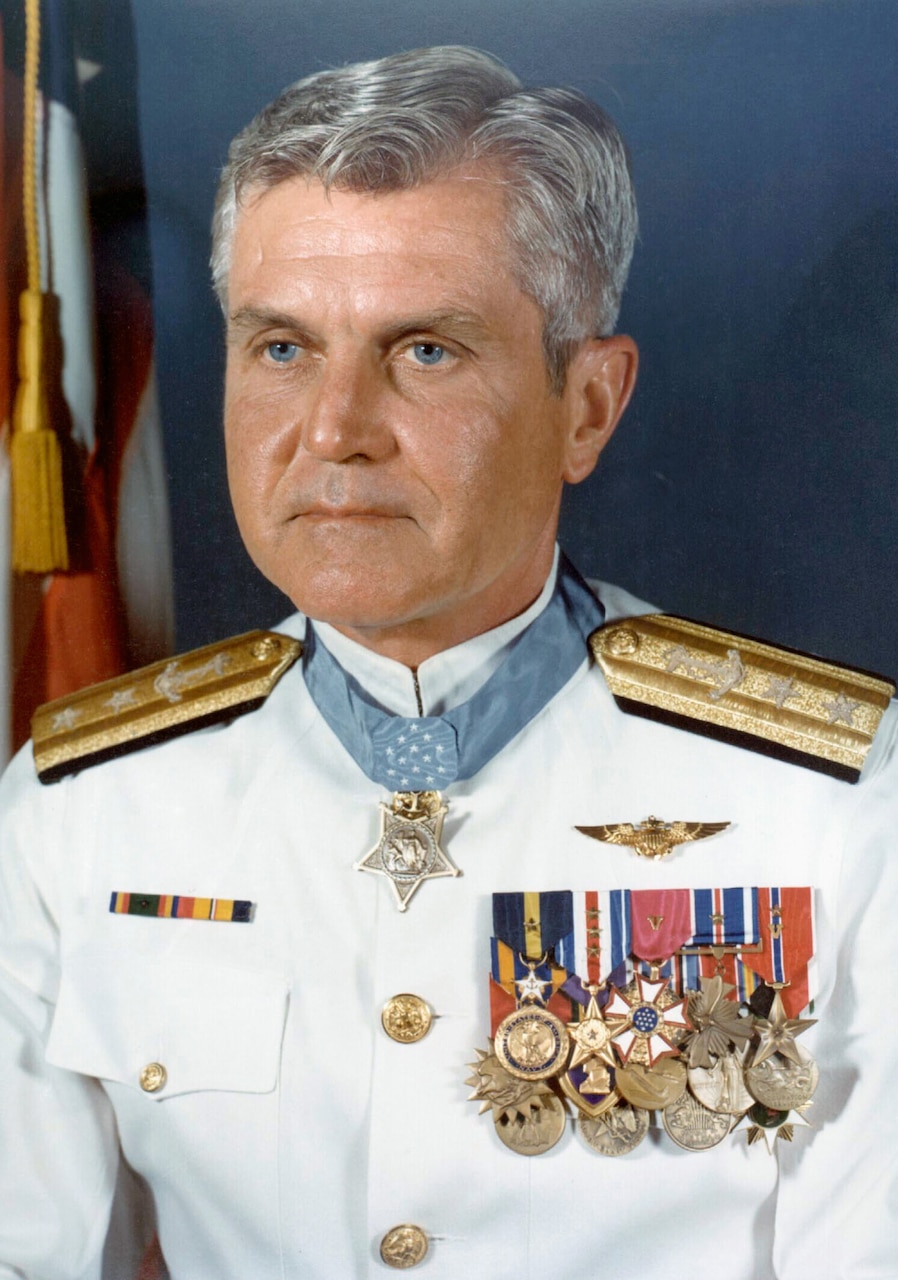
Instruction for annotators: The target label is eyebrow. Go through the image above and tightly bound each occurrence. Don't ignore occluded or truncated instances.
[227,306,313,338]
[227,305,492,348]
[378,311,492,347]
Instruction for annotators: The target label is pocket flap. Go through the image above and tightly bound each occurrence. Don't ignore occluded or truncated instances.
[46,950,288,1098]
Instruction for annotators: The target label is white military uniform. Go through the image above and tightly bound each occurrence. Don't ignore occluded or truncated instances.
[1,566,896,1280]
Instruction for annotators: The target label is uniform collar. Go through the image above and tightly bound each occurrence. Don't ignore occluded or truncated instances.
[311,546,561,717]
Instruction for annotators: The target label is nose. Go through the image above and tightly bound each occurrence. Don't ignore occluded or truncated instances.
[301,348,394,463]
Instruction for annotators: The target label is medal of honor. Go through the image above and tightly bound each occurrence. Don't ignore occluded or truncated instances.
[355,791,458,911]
[303,559,606,910]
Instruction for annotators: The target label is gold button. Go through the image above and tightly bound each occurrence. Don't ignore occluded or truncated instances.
[605,626,640,657]
[139,1062,167,1093]
[250,636,281,660]
[379,1224,429,1269]
[381,994,433,1044]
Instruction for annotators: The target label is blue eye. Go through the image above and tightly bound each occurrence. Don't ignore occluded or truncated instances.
[412,342,445,365]
[267,341,299,364]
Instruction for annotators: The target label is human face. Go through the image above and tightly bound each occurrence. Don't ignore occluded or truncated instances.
[224,173,621,662]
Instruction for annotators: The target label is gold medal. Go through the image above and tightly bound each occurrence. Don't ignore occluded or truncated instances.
[494,1006,570,1081]
[745,1047,819,1110]
[687,1050,754,1116]
[684,976,753,1069]
[741,1100,813,1151]
[662,1089,733,1151]
[466,1047,566,1157]
[578,1102,649,1156]
[615,1058,687,1111]
[355,791,458,911]
[559,984,619,1116]
[494,1093,567,1156]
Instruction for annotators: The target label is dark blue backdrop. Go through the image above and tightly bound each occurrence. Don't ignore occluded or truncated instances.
[122,0,898,673]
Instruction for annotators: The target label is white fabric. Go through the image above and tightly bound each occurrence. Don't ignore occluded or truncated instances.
[0,581,896,1280]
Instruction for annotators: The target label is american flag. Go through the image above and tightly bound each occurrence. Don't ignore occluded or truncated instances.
[0,0,173,769]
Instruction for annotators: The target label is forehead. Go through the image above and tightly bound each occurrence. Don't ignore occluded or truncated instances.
[227,171,524,314]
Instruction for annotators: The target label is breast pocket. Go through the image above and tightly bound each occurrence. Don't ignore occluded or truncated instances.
[45,950,289,1100]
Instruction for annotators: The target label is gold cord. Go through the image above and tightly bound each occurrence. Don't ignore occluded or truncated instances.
[12,0,70,573]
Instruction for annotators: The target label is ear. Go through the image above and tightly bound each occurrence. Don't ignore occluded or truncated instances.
[561,335,638,485]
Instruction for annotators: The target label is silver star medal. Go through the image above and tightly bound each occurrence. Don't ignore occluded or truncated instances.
[355,790,459,911]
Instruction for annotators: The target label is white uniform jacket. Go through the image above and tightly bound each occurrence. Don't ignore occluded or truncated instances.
[1,578,896,1280]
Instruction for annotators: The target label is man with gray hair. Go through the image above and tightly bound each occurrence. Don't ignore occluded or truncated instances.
[1,46,895,1280]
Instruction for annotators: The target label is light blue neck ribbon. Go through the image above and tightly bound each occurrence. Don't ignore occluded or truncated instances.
[302,553,604,791]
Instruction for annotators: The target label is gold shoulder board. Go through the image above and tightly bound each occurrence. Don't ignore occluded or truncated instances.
[591,615,894,783]
[32,631,302,784]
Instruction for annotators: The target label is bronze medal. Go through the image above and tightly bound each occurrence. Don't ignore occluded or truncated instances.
[494,1093,568,1157]
[559,1066,620,1119]
[741,1099,813,1151]
[745,1047,819,1110]
[662,1089,733,1151]
[560,985,620,1117]
[578,1103,650,1156]
[687,1050,753,1116]
[494,1006,569,1081]
[615,1058,687,1111]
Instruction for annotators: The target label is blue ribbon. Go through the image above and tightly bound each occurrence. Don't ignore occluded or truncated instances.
[302,553,604,790]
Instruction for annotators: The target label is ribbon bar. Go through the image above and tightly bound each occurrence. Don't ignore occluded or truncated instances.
[109,892,254,922]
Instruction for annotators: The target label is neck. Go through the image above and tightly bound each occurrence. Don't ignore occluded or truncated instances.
[325,540,558,668]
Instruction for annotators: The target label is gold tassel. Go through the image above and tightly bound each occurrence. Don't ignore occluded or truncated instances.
[11,289,69,572]
[11,0,70,573]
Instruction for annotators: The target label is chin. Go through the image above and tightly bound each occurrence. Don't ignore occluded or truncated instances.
[276,561,438,632]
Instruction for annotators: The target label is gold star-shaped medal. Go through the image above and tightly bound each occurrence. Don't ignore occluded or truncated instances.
[568,986,616,1073]
[738,1100,813,1153]
[751,991,816,1067]
[466,1046,555,1118]
[355,791,458,911]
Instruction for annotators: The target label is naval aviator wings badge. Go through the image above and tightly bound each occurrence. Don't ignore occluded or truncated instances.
[575,815,731,860]
[355,791,459,911]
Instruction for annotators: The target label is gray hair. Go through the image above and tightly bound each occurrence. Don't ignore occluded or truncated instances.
[211,46,637,391]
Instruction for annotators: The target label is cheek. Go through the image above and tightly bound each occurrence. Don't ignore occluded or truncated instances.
[225,382,298,495]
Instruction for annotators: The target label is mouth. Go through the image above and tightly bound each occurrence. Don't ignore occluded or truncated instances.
[299,506,402,521]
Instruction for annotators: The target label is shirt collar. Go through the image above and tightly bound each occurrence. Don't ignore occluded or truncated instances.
[311,546,561,717]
